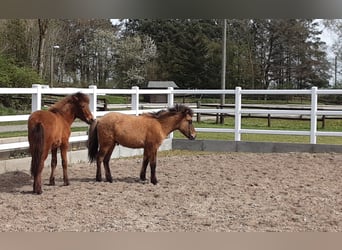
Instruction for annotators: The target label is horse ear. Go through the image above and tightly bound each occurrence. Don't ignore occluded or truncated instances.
[72,92,84,102]
[72,95,79,102]
[185,107,193,116]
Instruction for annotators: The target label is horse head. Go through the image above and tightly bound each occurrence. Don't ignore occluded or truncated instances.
[173,104,196,140]
[71,92,94,124]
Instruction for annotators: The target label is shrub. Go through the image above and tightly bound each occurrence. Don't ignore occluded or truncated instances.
[0,54,44,110]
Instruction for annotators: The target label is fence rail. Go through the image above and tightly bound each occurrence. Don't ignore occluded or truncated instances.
[1,85,342,152]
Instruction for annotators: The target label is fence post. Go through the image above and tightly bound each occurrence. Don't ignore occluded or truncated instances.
[88,85,97,118]
[31,84,42,112]
[196,101,201,123]
[167,87,174,107]
[234,87,242,141]
[131,86,139,116]
[310,87,318,144]
[167,87,175,139]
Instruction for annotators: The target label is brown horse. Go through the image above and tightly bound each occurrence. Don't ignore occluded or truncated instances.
[88,104,196,185]
[28,92,94,194]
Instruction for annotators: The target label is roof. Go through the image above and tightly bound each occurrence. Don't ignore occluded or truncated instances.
[147,81,179,88]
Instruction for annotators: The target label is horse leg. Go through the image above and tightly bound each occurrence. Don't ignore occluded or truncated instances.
[96,147,107,182]
[96,157,103,182]
[33,150,49,194]
[103,144,115,183]
[149,149,158,185]
[139,149,149,182]
[49,148,58,186]
[60,144,70,186]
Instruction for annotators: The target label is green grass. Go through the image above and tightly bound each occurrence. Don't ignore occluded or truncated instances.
[2,116,342,145]
[173,117,342,145]
[103,95,131,104]
[0,104,30,116]
[0,126,88,138]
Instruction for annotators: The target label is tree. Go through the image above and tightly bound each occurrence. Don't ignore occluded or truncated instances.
[0,19,331,90]
[125,19,222,88]
[247,19,330,89]
[323,19,342,86]
[114,34,157,88]
[0,53,43,109]
[52,19,118,87]
[37,19,49,77]
[0,19,31,67]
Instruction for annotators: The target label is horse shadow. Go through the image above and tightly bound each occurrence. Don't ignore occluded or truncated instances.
[0,171,147,194]
[114,176,143,184]
[70,176,144,184]
[0,171,32,194]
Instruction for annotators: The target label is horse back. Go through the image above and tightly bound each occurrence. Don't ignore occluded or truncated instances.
[28,110,70,147]
[98,112,164,148]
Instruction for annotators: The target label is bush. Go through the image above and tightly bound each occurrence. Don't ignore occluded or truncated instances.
[0,54,43,109]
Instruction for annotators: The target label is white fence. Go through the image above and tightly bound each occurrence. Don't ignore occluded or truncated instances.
[1,84,342,152]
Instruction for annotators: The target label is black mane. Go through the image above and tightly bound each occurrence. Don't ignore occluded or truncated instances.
[48,92,89,115]
[144,104,194,119]
[167,104,194,116]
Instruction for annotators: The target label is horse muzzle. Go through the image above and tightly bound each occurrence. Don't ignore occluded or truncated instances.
[87,117,95,125]
[188,133,196,140]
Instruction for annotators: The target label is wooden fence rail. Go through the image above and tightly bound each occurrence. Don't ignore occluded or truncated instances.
[195,102,342,129]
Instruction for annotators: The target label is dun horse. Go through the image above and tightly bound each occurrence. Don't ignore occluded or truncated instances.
[88,104,196,185]
[28,92,94,194]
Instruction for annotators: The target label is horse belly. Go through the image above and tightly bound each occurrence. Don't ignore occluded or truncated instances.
[116,133,145,148]
[99,113,160,148]
[51,139,62,149]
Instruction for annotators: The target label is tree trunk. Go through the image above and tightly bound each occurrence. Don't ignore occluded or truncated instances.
[37,19,49,77]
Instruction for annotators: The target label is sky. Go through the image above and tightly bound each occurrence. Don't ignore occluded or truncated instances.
[318,19,338,59]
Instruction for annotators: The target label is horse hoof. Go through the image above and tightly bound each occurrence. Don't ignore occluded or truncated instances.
[138,179,148,184]
[49,180,55,186]
[151,179,158,185]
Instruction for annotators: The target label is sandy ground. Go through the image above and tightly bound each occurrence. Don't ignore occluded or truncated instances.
[0,150,341,232]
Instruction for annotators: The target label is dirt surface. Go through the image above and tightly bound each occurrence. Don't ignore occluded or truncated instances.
[0,150,342,232]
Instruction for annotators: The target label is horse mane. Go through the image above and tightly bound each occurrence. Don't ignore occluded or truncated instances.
[167,104,194,116]
[143,104,194,119]
[49,92,89,114]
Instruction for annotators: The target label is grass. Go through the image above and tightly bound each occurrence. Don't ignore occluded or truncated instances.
[0,126,88,138]
[0,104,30,116]
[2,116,342,145]
[173,117,342,145]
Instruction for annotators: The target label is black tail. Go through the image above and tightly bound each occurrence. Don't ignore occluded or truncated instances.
[29,123,44,177]
[87,120,99,163]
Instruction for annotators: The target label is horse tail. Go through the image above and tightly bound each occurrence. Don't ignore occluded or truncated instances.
[30,123,44,177]
[87,120,99,163]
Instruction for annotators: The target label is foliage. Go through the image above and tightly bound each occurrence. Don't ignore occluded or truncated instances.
[0,54,42,88]
[0,19,31,67]
[125,19,222,88]
[114,34,157,88]
[0,19,334,90]
[125,19,331,89]
[0,53,43,108]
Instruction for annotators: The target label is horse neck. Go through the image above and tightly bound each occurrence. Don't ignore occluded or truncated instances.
[158,114,182,135]
[50,104,75,125]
